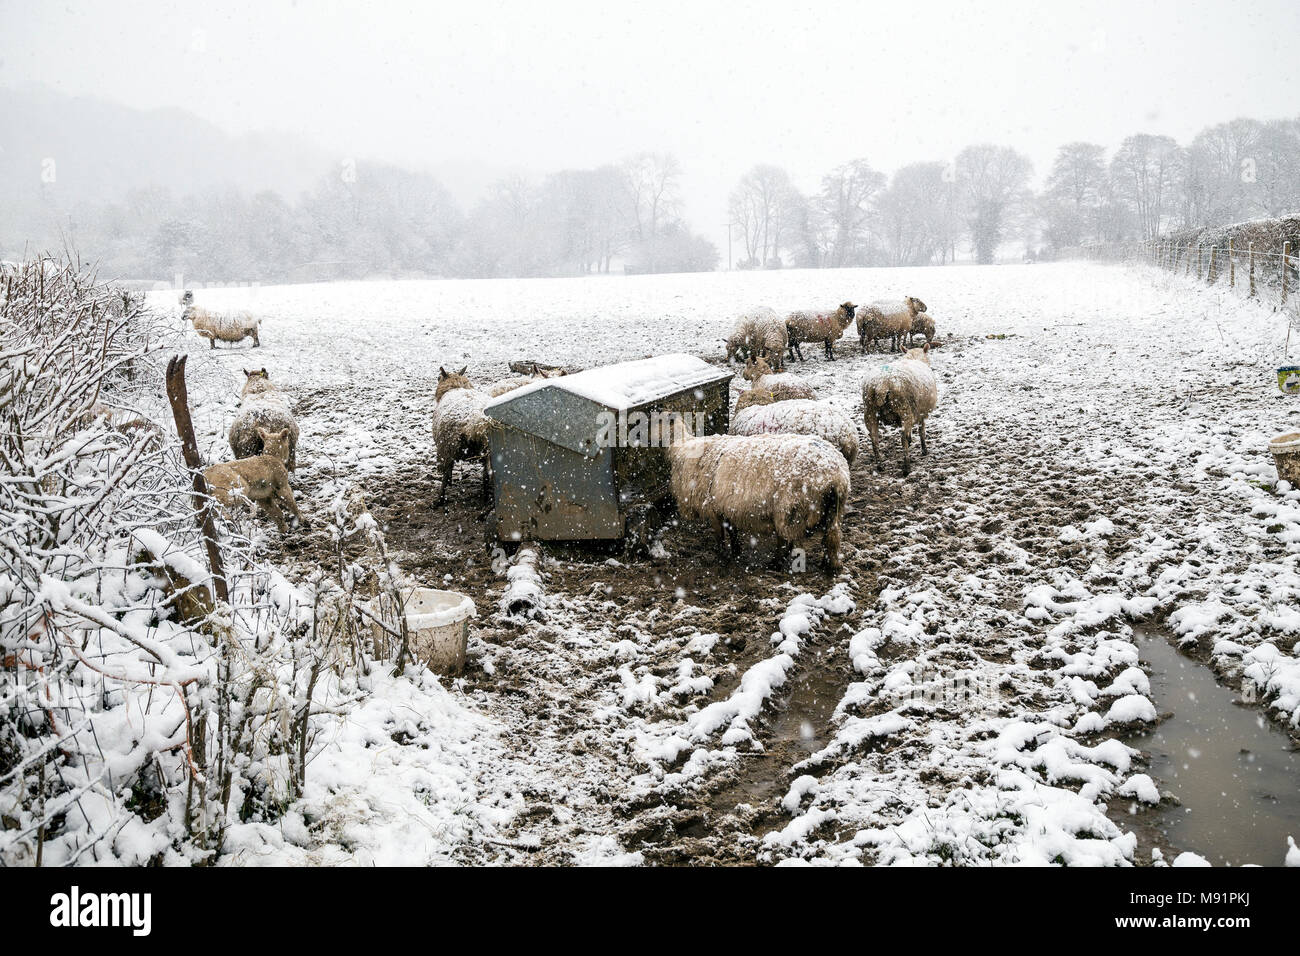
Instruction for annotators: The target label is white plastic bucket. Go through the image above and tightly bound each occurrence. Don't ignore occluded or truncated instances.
[392,588,476,675]
[1269,432,1300,486]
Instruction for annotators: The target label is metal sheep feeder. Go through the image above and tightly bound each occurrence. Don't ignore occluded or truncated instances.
[482,353,733,543]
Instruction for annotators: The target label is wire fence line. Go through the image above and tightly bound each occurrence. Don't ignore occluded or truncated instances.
[1061,235,1300,322]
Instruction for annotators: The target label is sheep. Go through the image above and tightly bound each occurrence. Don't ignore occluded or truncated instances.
[856,296,927,353]
[184,304,261,349]
[731,397,859,465]
[785,302,856,362]
[203,427,308,533]
[735,355,819,412]
[485,364,565,397]
[725,307,788,370]
[433,366,493,503]
[228,368,300,470]
[909,311,936,347]
[861,344,938,476]
[665,421,849,570]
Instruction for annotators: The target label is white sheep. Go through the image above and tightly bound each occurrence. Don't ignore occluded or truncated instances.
[785,302,856,362]
[666,422,850,570]
[432,366,493,503]
[731,398,859,465]
[725,307,789,370]
[861,345,938,475]
[229,369,299,470]
[909,311,936,347]
[184,304,261,349]
[735,355,818,412]
[856,296,927,353]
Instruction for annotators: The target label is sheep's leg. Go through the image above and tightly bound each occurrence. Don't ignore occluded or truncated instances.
[919,417,929,456]
[278,482,309,529]
[823,513,843,572]
[259,498,289,533]
[436,456,453,504]
[900,416,914,476]
[825,339,835,361]
[708,514,730,560]
[866,413,882,470]
[859,331,867,354]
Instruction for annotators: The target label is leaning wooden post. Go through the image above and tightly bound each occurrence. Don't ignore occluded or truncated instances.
[1196,246,1203,281]
[165,354,229,605]
[1249,243,1257,298]
[1206,246,1217,284]
[1228,239,1234,287]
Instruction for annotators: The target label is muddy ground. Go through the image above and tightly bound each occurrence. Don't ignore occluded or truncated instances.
[206,263,1300,865]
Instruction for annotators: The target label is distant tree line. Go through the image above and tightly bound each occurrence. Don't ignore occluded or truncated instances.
[5,116,1298,279]
[727,115,1300,268]
[3,151,719,282]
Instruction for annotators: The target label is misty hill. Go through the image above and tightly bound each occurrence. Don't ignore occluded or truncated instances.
[0,84,331,205]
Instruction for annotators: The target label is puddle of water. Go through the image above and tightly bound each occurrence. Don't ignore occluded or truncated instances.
[1125,624,1300,866]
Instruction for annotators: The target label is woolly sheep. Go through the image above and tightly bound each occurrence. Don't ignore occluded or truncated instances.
[228,369,300,470]
[861,344,938,476]
[203,428,308,533]
[785,302,856,362]
[185,304,261,349]
[666,421,849,570]
[726,307,788,370]
[909,311,936,347]
[856,296,927,353]
[731,397,859,465]
[484,364,566,397]
[432,366,493,503]
[735,355,819,412]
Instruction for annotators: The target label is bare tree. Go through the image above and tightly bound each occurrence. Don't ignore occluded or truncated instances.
[1109,134,1183,240]
[621,152,683,242]
[955,144,1033,264]
[875,162,949,266]
[1041,142,1107,248]
[815,159,885,267]
[728,164,804,268]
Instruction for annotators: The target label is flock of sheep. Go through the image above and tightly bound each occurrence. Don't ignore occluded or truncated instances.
[430,296,940,572]
[182,289,940,574]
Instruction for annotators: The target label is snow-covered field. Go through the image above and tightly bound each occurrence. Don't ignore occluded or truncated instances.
[154,261,1300,866]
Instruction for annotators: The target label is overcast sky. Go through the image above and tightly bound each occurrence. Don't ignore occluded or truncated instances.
[4,0,1298,252]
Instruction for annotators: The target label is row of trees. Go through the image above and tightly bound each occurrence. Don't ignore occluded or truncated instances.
[3,152,719,282]
[727,145,1031,268]
[728,115,1300,268]
[6,116,1297,279]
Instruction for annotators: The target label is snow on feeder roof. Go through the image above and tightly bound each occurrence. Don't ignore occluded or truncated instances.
[485,353,728,413]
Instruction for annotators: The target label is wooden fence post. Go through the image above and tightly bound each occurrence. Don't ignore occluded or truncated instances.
[1284,241,1292,309]
[1249,243,1256,298]
[165,354,229,605]
[1228,239,1235,287]
[1196,246,1203,281]
[1185,244,1193,277]
[1207,246,1217,284]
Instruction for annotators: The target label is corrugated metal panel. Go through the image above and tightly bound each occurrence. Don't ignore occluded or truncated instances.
[490,430,623,540]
